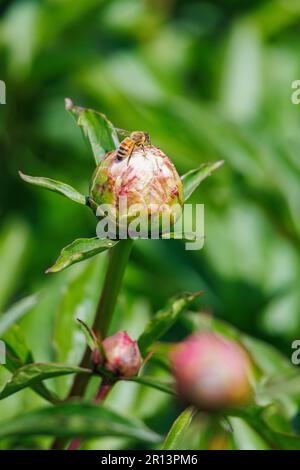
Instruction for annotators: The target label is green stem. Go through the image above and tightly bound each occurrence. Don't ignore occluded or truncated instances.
[94,238,133,338]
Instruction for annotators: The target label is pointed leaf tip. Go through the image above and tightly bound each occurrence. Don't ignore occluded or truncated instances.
[65,99,119,164]
[181,160,225,201]
[47,237,119,273]
[18,172,87,206]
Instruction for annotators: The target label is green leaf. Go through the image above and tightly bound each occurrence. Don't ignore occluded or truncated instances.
[138,291,203,356]
[3,326,60,404]
[0,362,91,400]
[65,98,119,164]
[0,294,39,336]
[77,318,98,352]
[47,237,118,273]
[127,376,176,396]
[53,256,105,378]
[0,402,161,443]
[256,369,300,404]
[163,407,196,450]
[181,160,224,201]
[230,406,300,450]
[19,172,87,205]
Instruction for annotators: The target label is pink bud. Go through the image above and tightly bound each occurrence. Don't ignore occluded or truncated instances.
[170,333,252,411]
[102,331,142,378]
[92,347,103,368]
[90,146,183,235]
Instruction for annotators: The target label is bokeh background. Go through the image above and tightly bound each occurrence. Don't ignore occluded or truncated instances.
[1,0,300,449]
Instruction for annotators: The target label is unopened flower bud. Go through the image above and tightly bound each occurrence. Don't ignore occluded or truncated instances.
[102,331,142,378]
[170,333,253,411]
[90,146,183,236]
[92,347,103,368]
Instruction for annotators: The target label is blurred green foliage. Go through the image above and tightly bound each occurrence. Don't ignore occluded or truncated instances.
[1,0,300,450]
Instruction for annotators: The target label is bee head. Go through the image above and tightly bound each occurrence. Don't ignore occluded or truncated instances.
[130,131,150,145]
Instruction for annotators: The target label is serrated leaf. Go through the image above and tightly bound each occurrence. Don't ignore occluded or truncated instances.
[138,291,203,356]
[0,402,161,443]
[19,172,87,205]
[47,237,118,273]
[3,326,60,404]
[163,407,196,450]
[181,161,224,201]
[65,98,119,164]
[0,294,39,336]
[0,362,92,400]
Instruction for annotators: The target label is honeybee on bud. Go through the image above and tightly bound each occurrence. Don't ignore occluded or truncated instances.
[116,130,150,163]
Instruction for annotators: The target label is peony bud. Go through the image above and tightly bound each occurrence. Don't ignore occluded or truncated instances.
[90,146,183,236]
[102,331,142,378]
[170,333,253,411]
[92,347,103,368]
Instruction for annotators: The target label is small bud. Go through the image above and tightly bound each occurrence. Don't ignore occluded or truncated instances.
[102,331,142,378]
[90,146,183,235]
[170,333,253,411]
[92,347,103,368]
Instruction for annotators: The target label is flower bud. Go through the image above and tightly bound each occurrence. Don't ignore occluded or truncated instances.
[102,331,142,378]
[92,347,103,368]
[90,146,183,236]
[170,333,253,411]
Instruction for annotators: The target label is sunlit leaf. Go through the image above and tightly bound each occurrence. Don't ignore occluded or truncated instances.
[0,218,30,312]
[163,407,196,450]
[0,402,161,443]
[181,161,224,201]
[19,172,87,205]
[0,294,39,336]
[256,369,300,404]
[127,376,176,396]
[65,98,119,164]
[138,291,203,356]
[3,326,60,404]
[47,237,118,273]
[230,406,300,450]
[0,363,91,400]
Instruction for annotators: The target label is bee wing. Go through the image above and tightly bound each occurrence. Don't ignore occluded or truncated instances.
[115,128,131,137]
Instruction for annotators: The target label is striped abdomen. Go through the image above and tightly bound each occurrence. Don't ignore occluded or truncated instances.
[116,137,136,161]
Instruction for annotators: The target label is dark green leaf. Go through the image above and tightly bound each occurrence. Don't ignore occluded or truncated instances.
[0,402,161,443]
[0,294,39,336]
[163,407,196,450]
[19,172,86,205]
[47,237,118,273]
[138,291,203,356]
[65,98,119,164]
[0,362,91,400]
[181,161,224,201]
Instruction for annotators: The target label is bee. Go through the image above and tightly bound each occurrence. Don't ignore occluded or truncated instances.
[115,130,150,163]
